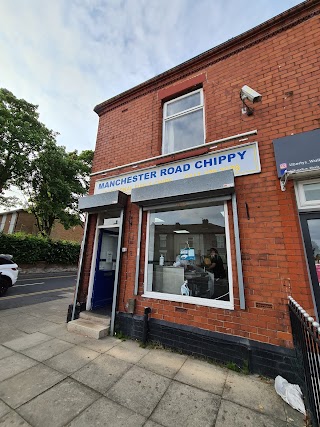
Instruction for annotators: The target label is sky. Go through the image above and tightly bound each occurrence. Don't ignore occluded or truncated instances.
[0,0,303,155]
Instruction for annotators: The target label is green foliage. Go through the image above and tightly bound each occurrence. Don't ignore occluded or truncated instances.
[23,142,93,237]
[225,360,250,375]
[0,232,80,265]
[0,88,55,193]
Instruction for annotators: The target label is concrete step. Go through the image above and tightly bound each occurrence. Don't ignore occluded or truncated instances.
[79,310,111,326]
[67,318,109,339]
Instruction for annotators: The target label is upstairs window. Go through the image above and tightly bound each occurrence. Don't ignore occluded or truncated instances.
[162,89,204,155]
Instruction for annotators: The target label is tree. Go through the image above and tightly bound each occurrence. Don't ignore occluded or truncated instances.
[0,88,55,194]
[24,144,93,237]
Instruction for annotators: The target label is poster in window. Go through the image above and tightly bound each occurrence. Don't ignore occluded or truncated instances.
[180,248,195,261]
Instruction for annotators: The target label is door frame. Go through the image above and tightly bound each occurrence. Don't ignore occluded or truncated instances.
[87,210,124,335]
[299,212,320,320]
[91,229,118,309]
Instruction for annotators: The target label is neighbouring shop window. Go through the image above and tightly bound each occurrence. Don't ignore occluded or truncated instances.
[162,89,204,155]
[296,179,320,210]
[145,202,232,307]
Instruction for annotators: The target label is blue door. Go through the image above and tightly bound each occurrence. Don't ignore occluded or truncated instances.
[92,230,119,310]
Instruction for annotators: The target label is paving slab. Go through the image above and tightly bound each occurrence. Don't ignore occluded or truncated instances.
[71,353,132,395]
[0,307,26,318]
[79,336,120,353]
[174,357,227,395]
[106,365,171,417]
[151,380,220,427]
[0,400,10,418]
[283,401,306,426]
[222,372,287,421]
[67,396,146,427]
[38,324,88,344]
[107,339,150,363]
[0,353,37,382]
[137,348,187,378]
[21,338,74,362]
[0,364,66,409]
[0,324,28,344]
[144,421,164,427]
[0,410,32,426]
[17,378,99,427]
[2,332,52,351]
[2,313,56,334]
[215,400,287,427]
[0,344,14,360]
[45,345,100,374]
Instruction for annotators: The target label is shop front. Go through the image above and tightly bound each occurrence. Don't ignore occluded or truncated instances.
[77,141,261,335]
[274,128,320,319]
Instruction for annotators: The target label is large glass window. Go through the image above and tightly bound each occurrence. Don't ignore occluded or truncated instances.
[144,202,232,307]
[162,89,204,155]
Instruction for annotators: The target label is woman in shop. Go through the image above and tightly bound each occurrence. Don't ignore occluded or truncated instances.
[206,248,226,280]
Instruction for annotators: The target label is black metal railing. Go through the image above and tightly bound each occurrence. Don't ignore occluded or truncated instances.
[289,296,320,426]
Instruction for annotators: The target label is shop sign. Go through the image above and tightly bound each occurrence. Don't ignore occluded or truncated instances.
[95,142,260,195]
[273,129,320,178]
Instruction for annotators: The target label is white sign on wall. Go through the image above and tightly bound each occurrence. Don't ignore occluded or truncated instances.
[94,142,261,195]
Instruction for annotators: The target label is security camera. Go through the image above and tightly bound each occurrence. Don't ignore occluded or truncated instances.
[240,85,262,103]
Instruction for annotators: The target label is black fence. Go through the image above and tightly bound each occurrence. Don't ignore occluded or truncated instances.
[289,296,320,426]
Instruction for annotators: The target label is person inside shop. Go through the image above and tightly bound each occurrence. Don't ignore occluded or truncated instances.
[206,248,226,280]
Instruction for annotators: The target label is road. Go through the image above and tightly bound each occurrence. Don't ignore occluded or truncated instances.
[0,272,77,310]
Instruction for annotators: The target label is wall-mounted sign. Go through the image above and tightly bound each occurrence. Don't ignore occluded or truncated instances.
[273,129,320,178]
[94,142,261,195]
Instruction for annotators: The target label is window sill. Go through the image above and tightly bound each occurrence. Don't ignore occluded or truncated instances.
[141,291,234,309]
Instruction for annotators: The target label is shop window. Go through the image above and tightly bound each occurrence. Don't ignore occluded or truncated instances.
[144,201,233,309]
[296,179,320,210]
[162,89,205,155]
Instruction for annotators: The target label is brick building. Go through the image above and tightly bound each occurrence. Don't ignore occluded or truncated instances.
[0,209,83,242]
[76,1,320,378]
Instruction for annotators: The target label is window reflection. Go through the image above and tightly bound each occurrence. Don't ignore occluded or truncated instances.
[163,109,204,154]
[147,204,230,301]
[308,219,320,284]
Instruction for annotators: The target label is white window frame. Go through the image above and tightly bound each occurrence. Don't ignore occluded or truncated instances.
[162,88,205,155]
[295,178,320,210]
[142,200,234,309]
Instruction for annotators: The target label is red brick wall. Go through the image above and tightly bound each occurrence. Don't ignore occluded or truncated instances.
[82,8,320,348]
[1,211,83,242]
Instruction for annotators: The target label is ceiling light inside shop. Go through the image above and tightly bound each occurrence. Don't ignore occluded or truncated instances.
[173,230,190,234]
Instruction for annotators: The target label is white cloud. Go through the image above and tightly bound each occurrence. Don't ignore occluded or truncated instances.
[0,0,302,155]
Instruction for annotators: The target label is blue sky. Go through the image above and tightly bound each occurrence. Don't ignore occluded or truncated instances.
[0,0,302,154]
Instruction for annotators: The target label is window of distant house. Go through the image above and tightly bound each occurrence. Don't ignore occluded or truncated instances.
[162,89,205,155]
[143,201,233,309]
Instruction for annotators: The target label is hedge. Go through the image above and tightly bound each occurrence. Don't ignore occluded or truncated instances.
[0,232,80,265]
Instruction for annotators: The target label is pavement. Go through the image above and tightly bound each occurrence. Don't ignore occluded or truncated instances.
[0,292,306,427]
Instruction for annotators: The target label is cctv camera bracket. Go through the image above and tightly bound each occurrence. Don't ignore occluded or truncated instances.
[241,98,254,116]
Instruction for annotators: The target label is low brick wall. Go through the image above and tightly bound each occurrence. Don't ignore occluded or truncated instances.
[19,263,78,274]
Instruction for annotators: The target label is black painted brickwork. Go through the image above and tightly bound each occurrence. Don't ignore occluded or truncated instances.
[115,312,299,383]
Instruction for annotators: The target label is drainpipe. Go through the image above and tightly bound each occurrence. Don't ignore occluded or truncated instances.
[71,213,89,321]
[134,207,143,296]
[142,307,151,345]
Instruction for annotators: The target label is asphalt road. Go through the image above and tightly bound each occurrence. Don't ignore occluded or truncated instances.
[0,272,77,310]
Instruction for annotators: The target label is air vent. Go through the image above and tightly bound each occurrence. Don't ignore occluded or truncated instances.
[175,307,187,313]
[255,302,273,309]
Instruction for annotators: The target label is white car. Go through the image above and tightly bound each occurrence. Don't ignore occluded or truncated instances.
[0,254,19,297]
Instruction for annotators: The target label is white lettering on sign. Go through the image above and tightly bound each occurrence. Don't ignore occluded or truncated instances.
[94,142,261,195]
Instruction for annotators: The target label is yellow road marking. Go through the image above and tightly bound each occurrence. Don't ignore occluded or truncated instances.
[2,287,74,300]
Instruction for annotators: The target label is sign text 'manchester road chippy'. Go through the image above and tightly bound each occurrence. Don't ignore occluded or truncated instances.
[94,142,261,195]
